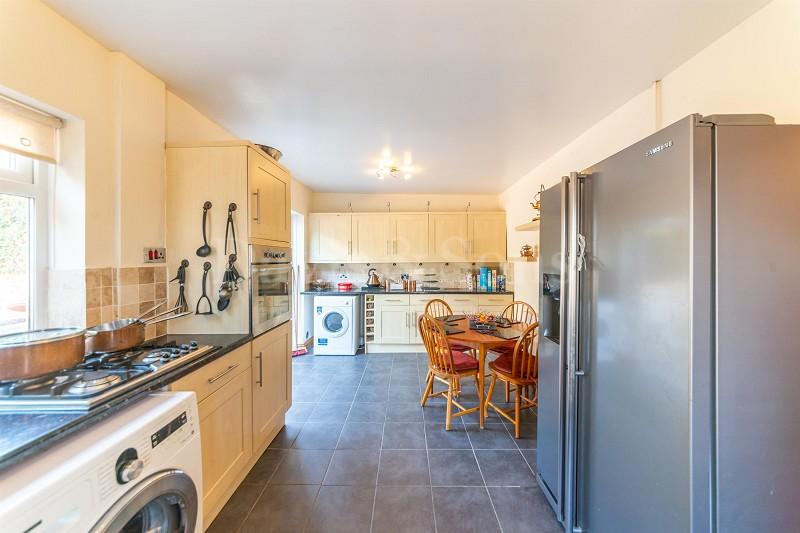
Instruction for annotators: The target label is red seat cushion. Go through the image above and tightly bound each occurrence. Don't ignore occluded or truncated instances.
[491,353,514,374]
[452,350,479,371]
[450,343,473,352]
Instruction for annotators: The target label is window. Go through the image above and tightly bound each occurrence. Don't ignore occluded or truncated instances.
[0,149,49,334]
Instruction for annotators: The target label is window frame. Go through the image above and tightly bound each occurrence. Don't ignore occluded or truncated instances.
[0,150,50,331]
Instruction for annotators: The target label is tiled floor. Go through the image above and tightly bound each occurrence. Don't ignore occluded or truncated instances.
[208,353,561,533]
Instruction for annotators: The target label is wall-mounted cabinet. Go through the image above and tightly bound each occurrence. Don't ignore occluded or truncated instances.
[307,210,505,263]
[248,150,290,244]
[308,213,352,262]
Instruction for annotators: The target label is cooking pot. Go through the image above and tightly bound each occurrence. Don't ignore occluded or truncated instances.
[0,328,86,380]
[85,301,191,354]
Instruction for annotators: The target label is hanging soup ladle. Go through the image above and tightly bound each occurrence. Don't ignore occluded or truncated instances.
[196,201,212,257]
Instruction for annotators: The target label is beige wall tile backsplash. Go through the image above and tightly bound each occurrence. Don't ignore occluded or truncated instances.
[85,266,169,339]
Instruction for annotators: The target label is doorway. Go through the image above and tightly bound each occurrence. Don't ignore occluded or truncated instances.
[290,211,306,350]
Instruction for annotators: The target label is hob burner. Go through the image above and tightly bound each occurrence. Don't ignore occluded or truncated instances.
[67,371,122,395]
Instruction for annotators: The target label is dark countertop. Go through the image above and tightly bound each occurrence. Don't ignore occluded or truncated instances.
[301,288,514,296]
[0,332,251,472]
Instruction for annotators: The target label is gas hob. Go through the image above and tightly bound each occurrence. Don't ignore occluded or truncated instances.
[0,341,215,411]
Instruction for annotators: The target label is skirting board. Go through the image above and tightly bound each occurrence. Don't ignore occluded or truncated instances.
[366,343,425,354]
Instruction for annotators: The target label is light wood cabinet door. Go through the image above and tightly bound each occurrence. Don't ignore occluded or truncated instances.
[252,322,291,451]
[374,305,410,344]
[309,213,352,262]
[392,213,429,262]
[352,214,391,262]
[443,295,479,315]
[468,213,506,261]
[248,149,290,243]
[429,213,468,262]
[196,368,253,525]
[409,305,425,344]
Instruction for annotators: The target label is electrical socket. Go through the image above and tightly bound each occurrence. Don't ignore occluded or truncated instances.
[338,273,349,280]
[143,247,166,263]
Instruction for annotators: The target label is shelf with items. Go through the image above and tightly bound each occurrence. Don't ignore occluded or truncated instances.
[514,219,540,232]
[364,294,375,343]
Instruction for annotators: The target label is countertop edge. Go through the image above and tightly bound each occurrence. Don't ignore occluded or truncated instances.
[0,332,253,472]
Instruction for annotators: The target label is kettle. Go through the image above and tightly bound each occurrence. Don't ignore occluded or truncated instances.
[367,268,381,287]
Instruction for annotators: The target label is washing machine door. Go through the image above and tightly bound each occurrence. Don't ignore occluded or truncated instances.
[91,469,198,533]
[320,309,350,338]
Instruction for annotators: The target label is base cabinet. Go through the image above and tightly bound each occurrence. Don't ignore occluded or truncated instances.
[195,367,253,527]
[252,322,292,451]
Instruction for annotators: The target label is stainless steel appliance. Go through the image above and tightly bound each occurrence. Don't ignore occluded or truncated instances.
[0,340,214,411]
[250,244,292,337]
[537,114,800,532]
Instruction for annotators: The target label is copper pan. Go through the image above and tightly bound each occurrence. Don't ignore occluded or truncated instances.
[85,301,191,354]
[0,328,86,380]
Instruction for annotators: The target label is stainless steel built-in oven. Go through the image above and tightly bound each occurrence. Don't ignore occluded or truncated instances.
[250,244,292,337]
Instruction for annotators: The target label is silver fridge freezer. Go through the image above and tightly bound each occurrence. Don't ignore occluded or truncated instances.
[537,114,800,533]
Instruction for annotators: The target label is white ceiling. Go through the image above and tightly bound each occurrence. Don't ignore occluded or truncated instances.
[46,0,768,193]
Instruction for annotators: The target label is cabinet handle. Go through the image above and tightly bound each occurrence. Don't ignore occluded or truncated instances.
[393,239,397,255]
[348,240,352,256]
[386,240,389,255]
[256,352,263,387]
[208,363,239,384]
[252,189,261,223]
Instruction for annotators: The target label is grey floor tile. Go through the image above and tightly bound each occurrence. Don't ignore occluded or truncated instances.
[432,486,501,533]
[307,402,351,422]
[286,402,316,423]
[240,484,318,533]
[511,423,537,449]
[429,449,485,486]
[521,449,537,472]
[292,385,328,402]
[348,402,388,422]
[269,449,333,485]
[306,485,375,533]
[475,449,538,487]
[465,423,517,449]
[424,422,472,449]
[355,384,390,402]
[382,422,427,449]
[268,422,302,449]
[336,422,385,449]
[360,373,391,387]
[328,373,365,387]
[386,401,425,422]
[378,450,430,485]
[292,422,344,449]
[320,385,358,402]
[372,485,435,533]
[390,373,421,387]
[206,482,262,533]
[323,449,380,486]
[489,486,562,533]
[243,449,286,485]
[390,385,423,402]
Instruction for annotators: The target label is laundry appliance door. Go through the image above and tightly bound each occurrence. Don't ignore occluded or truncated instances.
[91,469,199,533]
[321,309,350,338]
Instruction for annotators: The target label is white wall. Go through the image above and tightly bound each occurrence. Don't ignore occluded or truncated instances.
[501,0,800,307]
[165,91,236,143]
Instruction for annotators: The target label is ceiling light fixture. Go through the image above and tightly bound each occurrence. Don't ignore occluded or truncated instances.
[376,149,414,180]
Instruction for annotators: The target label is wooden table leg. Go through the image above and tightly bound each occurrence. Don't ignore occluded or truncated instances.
[478,346,486,428]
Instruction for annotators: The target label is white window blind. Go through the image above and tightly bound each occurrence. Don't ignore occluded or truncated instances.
[0,95,63,164]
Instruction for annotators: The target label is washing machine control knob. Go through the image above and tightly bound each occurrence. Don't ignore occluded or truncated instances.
[115,447,144,484]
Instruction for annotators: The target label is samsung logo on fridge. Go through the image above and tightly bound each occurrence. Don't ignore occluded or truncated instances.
[645,140,673,157]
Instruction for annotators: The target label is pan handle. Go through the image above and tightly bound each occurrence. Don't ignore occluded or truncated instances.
[135,301,167,322]
[141,304,184,324]
[144,310,193,326]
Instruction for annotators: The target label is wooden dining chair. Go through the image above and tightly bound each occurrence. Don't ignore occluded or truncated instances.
[484,322,538,438]
[418,313,480,430]
[491,301,538,401]
[424,298,474,354]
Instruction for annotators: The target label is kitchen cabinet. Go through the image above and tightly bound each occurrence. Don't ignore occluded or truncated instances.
[373,294,411,344]
[308,213,352,262]
[443,294,479,315]
[249,149,291,244]
[170,346,253,527]
[429,213,468,262]
[392,213,429,262]
[477,293,514,315]
[252,322,292,452]
[352,214,391,262]
[468,212,507,261]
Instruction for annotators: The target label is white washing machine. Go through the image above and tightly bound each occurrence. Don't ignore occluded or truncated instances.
[0,392,203,532]
[314,295,360,355]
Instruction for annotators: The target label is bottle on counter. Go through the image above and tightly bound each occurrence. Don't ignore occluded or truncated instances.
[497,274,506,292]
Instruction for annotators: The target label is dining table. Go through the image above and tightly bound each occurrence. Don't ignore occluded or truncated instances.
[444,317,528,428]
